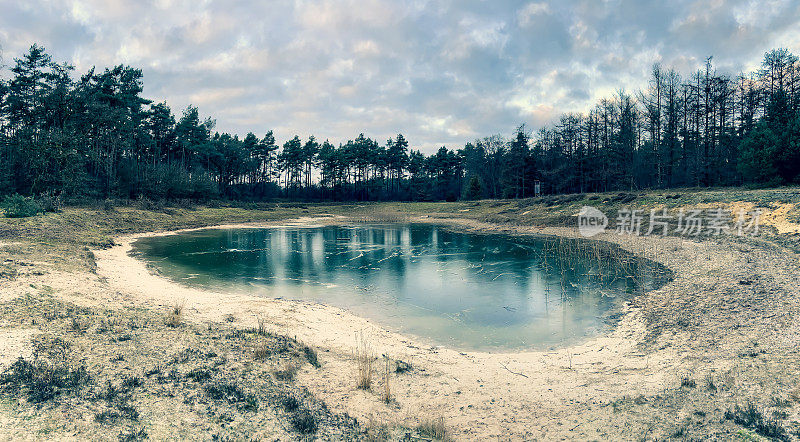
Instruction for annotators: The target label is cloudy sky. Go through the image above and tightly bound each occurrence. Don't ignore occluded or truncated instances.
[1,0,799,152]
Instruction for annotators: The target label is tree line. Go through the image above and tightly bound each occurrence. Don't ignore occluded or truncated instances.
[1,44,798,203]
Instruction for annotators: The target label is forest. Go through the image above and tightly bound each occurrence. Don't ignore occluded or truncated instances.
[1,44,799,205]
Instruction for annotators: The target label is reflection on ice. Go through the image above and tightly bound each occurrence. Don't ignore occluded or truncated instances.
[133,224,671,351]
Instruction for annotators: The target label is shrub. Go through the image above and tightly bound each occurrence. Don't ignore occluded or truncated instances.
[135,196,163,211]
[95,409,121,424]
[204,382,242,401]
[302,345,320,368]
[725,402,789,441]
[0,357,90,403]
[203,381,257,410]
[1,194,42,218]
[118,426,148,442]
[36,191,62,213]
[280,394,300,411]
[291,409,317,434]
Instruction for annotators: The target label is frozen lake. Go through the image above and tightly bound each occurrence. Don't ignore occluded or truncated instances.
[132,224,669,351]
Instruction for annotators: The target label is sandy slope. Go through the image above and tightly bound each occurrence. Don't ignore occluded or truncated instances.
[79,215,800,440]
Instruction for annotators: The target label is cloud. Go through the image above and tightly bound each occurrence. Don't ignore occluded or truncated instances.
[518,2,550,23]
[0,0,798,152]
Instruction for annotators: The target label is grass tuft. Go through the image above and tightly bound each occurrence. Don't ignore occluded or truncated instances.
[417,416,448,440]
[256,317,269,336]
[381,357,391,404]
[355,332,373,390]
[273,362,299,382]
[185,367,212,383]
[394,359,412,374]
[253,340,270,361]
[704,374,717,392]
[364,415,392,441]
[165,301,185,328]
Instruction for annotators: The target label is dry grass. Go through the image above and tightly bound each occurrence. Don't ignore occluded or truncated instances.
[273,361,300,382]
[355,331,373,390]
[0,295,362,439]
[255,316,269,335]
[67,316,89,333]
[704,373,717,392]
[164,300,185,328]
[788,385,800,403]
[417,416,448,440]
[253,339,270,360]
[381,357,391,404]
[301,344,321,368]
[363,415,391,441]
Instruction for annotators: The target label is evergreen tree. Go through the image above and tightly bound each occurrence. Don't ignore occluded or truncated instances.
[0,44,798,204]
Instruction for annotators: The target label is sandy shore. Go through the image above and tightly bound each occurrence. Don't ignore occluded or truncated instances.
[78,215,800,440]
